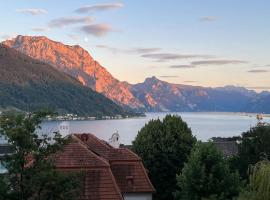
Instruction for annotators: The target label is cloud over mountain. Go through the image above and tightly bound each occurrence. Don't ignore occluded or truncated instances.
[248,69,268,73]
[75,3,124,13]
[49,16,93,28]
[96,45,161,54]
[141,53,213,62]
[81,24,112,36]
[32,27,49,32]
[191,60,247,66]
[159,75,179,78]
[169,65,196,69]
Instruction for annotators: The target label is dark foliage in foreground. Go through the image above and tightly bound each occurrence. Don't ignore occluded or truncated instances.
[176,142,242,200]
[0,111,82,200]
[132,115,196,200]
[232,125,270,178]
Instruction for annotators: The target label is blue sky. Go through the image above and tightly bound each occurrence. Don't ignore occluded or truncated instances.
[1,0,270,91]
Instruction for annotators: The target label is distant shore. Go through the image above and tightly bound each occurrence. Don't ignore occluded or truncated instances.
[43,111,270,122]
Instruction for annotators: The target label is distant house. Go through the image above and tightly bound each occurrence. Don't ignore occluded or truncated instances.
[211,137,239,157]
[0,144,12,174]
[53,133,155,200]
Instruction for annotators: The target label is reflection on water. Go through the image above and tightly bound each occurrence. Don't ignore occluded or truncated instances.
[40,112,270,145]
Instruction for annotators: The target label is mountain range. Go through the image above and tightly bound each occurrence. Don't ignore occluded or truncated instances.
[2,35,270,114]
[0,44,127,116]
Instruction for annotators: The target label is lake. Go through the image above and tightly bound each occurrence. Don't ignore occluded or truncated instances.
[40,112,270,145]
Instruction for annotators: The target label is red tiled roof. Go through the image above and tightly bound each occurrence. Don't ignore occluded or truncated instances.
[73,133,155,194]
[51,133,155,199]
[53,137,109,169]
[61,169,123,200]
[74,133,141,161]
[111,161,155,193]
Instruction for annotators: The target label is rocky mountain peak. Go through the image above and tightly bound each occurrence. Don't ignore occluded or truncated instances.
[2,35,144,109]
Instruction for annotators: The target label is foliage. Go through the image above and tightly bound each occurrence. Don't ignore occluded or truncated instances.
[0,111,82,200]
[175,142,242,200]
[234,125,270,178]
[132,115,196,200]
[238,160,270,200]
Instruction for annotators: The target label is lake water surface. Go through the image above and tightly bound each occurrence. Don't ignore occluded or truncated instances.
[41,112,270,145]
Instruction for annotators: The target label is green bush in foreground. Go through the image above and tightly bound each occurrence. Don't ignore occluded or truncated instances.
[176,142,242,200]
[238,160,270,200]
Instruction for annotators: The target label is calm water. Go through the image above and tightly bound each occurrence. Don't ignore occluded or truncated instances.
[40,112,270,145]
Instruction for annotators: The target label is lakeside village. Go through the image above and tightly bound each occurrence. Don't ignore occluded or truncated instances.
[46,112,269,121]
[46,113,125,121]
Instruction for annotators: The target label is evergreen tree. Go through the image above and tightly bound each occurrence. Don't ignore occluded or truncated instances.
[132,115,196,200]
[235,125,270,178]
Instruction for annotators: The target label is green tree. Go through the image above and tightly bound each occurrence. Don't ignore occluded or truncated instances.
[238,160,270,200]
[235,125,270,178]
[0,111,82,200]
[132,115,196,200]
[176,142,242,200]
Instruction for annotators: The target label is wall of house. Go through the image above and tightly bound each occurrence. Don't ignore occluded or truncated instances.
[0,159,7,174]
[123,193,152,200]
[0,135,8,144]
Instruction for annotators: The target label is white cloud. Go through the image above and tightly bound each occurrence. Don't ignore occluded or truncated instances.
[200,16,218,22]
[191,60,247,66]
[75,3,124,13]
[32,27,49,32]
[81,24,112,37]
[96,44,161,54]
[141,53,213,62]
[16,8,47,15]
[49,16,94,28]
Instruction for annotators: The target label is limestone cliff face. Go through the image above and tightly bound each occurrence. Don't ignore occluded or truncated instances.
[3,35,144,109]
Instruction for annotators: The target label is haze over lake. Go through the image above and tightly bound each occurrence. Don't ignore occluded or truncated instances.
[40,112,270,145]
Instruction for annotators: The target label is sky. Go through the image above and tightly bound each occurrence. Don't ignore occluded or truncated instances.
[1,0,270,91]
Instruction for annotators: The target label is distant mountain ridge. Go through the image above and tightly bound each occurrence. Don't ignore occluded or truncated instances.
[0,44,128,116]
[3,35,270,113]
[132,76,270,113]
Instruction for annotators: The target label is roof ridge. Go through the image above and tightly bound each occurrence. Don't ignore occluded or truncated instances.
[74,133,112,149]
[118,148,142,161]
[71,134,110,167]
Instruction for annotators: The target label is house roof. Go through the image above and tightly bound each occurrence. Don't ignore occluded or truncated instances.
[73,133,155,194]
[52,133,154,199]
[53,138,109,169]
[0,144,13,156]
[74,133,141,161]
[213,141,238,157]
[62,169,123,200]
[211,137,239,157]
[111,162,155,193]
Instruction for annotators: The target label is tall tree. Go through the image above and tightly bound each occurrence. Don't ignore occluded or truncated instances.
[235,125,270,178]
[176,142,242,200]
[132,115,196,200]
[0,111,82,200]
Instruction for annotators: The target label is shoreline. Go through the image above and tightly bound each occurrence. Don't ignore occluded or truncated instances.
[44,111,270,122]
